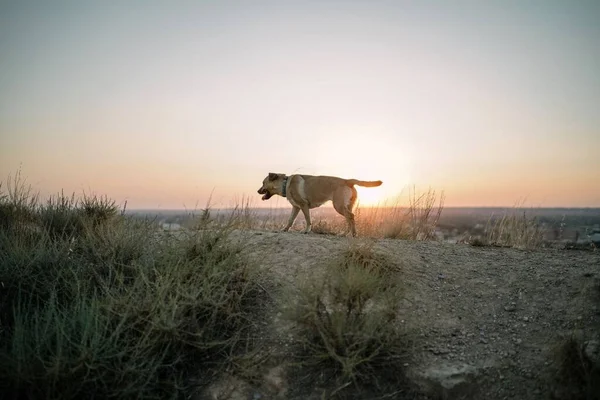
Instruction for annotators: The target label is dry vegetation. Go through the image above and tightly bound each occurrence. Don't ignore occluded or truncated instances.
[0,173,264,399]
[466,201,546,249]
[310,187,445,240]
[1,172,598,400]
[281,239,413,398]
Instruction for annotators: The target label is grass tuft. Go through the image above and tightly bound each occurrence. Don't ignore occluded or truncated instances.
[0,170,38,232]
[479,202,545,249]
[486,212,544,249]
[357,187,445,240]
[283,240,411,397]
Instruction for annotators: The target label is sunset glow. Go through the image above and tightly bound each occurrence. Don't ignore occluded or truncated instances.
[1,1,599,208]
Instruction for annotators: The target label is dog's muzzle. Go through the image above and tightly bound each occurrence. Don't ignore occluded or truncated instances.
[257,187,272,200]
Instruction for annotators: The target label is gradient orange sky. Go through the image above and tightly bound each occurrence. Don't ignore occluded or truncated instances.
[1,1,599,209]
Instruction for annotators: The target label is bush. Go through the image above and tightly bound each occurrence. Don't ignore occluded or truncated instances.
[0,177,264,399]
[283,240,411,397]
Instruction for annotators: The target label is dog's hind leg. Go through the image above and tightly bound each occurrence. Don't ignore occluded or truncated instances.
[334,187,358,236]
[283,206,300,232]
[300,206,312,233]
[344,211,356,237]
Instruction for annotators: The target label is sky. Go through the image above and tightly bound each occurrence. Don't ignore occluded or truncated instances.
[1,0,599,209]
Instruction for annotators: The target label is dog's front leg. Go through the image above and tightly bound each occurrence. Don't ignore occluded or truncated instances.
[300,206,312,234]
[283,207,300,232]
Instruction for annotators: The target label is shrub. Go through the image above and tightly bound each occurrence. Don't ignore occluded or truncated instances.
[0,177,264,399]
[283,240,411,397]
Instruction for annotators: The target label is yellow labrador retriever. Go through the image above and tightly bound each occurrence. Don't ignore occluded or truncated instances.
[257,173,382,236]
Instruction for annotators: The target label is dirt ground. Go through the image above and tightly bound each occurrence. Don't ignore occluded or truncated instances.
[209,230,600,400]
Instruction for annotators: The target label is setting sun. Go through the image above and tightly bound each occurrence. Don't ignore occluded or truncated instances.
[355,185,385,207]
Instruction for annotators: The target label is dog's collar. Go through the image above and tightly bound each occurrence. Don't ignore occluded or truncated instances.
[281,177,288,198]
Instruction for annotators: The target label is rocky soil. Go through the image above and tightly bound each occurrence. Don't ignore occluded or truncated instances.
[204,231,600,400]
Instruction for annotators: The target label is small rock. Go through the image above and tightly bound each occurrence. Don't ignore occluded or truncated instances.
[504,303,517,312]
[410,362,479,399]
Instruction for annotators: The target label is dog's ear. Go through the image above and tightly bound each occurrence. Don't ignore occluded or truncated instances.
[268,172,279,181]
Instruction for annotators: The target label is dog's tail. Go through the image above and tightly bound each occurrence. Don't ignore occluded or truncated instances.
[347,179,382,188]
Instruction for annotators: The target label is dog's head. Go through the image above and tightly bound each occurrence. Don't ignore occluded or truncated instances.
[257,172,286,200]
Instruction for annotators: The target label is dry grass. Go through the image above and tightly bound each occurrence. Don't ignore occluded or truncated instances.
[282,239,412,397]
[303,187,446,240]
[486,212,544,249]
[355,187,445,240]
[466,201,545,249]
[0,170,38,232]
[310,218,345,235]
[0,173,266,399]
